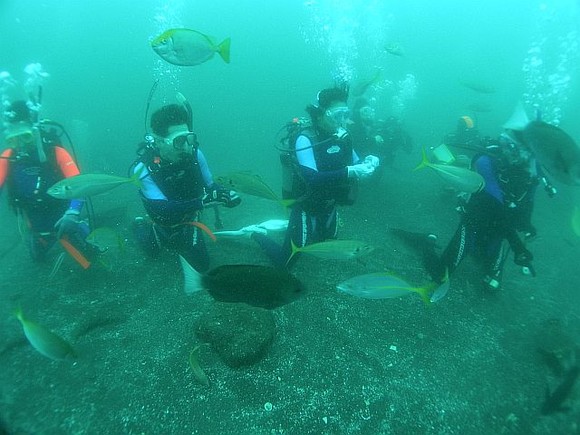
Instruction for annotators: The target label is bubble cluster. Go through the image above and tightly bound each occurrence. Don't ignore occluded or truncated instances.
[522,4,580,125]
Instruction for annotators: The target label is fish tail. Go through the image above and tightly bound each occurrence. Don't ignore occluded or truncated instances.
[414,148,430,171]
[280,198,296,208]
[13,305,24,323]
[130,165,145,188]
[286,240,300,266]
[179,255,204,295]
[414,286,433,306]
[217,37,231,63]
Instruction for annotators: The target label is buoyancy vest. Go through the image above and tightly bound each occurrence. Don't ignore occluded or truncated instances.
[281,127,355,208]
[139,148,206,225]
[5,145,65,210]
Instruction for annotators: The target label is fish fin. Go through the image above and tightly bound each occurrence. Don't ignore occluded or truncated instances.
[130,165,145,188]
[503,102,530,131]
[286,240,300,266]
[414,148,430,171]
[217,37,231,63]
[179,255,204,295]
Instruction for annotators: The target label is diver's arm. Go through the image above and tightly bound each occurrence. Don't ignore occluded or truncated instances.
[133,162,167,200]
[196,148,214,187]
[474,155,503,202]
[54,146,83,213]
[0,148,14,191]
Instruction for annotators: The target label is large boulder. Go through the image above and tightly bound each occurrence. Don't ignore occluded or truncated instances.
[195,302,276,367]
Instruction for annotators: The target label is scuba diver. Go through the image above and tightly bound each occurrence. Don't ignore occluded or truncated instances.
[443,115,482,151]
[424,130,554,292]
[130,96,241,273]
[251,85,380,268]
[0,100,94,265]
[349,97,413,174]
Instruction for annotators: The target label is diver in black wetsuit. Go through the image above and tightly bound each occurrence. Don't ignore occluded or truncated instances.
[251,85,380,268]
[425,132,554,291]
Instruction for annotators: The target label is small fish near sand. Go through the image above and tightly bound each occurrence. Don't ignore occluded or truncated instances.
[180,256,304,309]
[288,239,374,264]
[14,308,76,360]
[47,171,141,199]
[151,28,231,66]
[415,148,485,193]
[189,345,210,387]
[337,272,433,305]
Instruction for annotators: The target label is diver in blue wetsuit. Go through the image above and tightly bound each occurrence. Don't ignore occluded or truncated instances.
[131,102,241,273]
[426,131,554,291]
[251,85,380,268]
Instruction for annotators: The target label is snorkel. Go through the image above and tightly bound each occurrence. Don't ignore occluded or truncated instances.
[176,92,194,132]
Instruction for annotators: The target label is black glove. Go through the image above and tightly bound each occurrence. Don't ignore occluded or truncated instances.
[54,210,81,239]
[203,185,241,208]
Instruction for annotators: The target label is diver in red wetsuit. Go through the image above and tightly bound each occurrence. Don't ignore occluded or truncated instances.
[0,100,92,264]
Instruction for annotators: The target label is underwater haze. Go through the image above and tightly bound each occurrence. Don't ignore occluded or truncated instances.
[1,0,580,434]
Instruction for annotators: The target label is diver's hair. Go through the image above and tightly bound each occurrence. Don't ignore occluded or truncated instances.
[5,100,32,124]
[150,104,189,137]
[305,84,350,124]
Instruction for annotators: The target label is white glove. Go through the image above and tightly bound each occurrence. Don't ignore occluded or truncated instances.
[347,163,375,179]
[364,155,380,168]
[240,225,268,237]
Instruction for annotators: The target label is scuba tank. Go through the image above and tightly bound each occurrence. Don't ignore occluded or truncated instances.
[277,117,311,201]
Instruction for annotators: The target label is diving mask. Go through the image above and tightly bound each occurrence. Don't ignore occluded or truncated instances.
[165,131,197,150]
[325,106,351,124]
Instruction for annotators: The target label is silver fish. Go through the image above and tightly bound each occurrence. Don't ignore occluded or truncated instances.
[151,28,230,66]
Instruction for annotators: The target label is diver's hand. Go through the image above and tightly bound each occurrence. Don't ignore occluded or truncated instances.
[203,186,241,208]
[54,209,81,239]
[364,155,380,168]
[347,163,375,179]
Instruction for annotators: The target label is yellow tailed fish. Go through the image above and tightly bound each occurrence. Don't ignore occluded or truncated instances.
[415,148,485,193]
[151,28,230,66]
[288,239,374,265]
[14,308,76,360]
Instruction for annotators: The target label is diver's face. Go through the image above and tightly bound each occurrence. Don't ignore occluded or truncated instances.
[156,123,196,161]
[320,102,350,134]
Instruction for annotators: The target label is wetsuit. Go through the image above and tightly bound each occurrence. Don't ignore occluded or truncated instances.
[133,147,220,273]
[0,144,85,260]
[253,131,360,268]
[428,153,539,288]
